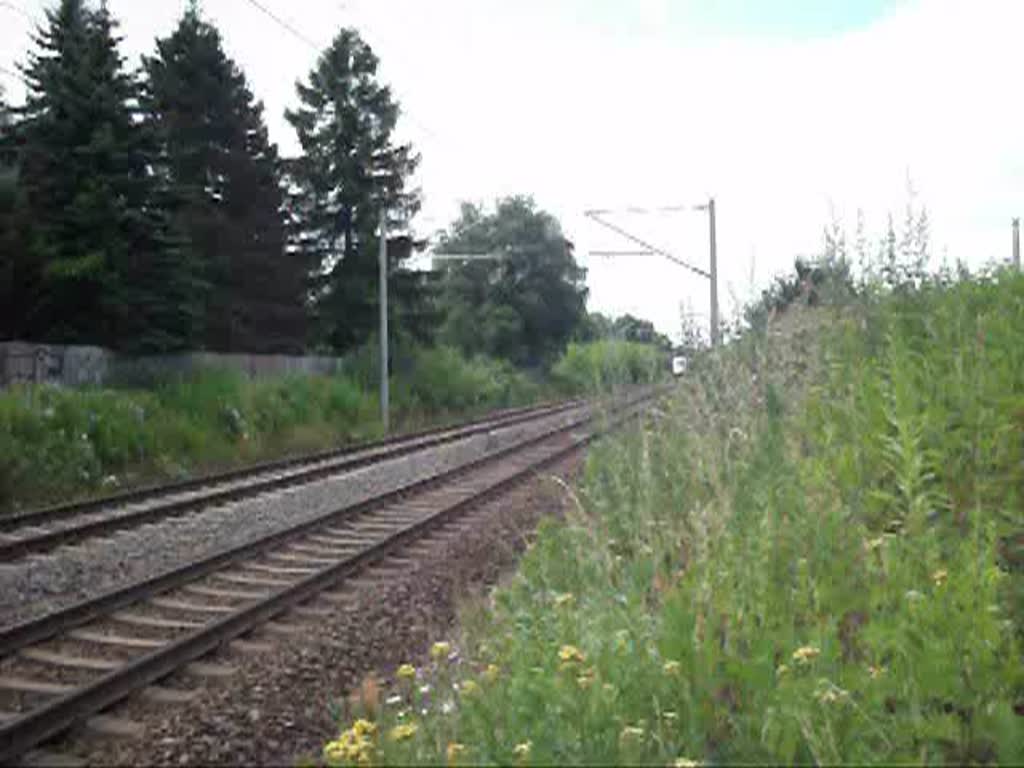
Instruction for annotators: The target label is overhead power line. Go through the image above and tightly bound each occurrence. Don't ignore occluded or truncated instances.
[584,209,710,279]
[240,0,322,51]
[584,201,721,347]
[239,0,444,147]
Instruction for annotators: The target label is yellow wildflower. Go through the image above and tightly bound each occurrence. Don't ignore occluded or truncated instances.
[513,740,532,759]
[776,664,789,677]
[674,758,701,767]
[483,663,500,683]
[323,740,346,762]
[389,722,419,742]
[554,592,575,607]
[431,641,452,660]
[792,645,820,664]
[867,665,886,680]
[559,644,586,664]
[446,742,467,765]
[620,725,645,741]
[663,659,682,676]
[460,679,480,696]
[396,663,416,680]
[324,728,374,765]
[352,719,377,738]
[932,568,948,587]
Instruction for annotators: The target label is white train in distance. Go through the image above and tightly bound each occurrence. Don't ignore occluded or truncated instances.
[671,355,688,377]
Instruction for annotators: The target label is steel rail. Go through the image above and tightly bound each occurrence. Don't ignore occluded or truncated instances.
[0,400,584,561]
[0,393,656,654]
[0,392,656,762]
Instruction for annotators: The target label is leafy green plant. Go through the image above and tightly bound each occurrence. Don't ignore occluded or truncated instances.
[552,341,666,395]
[327,268,1024,766]
[0,343,569,512]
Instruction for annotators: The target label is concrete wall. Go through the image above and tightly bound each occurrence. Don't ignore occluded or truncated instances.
[0,341,344,388]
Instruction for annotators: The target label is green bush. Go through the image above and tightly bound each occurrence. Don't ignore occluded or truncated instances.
[392,346,543,419]
[0,344,561,512]
[326,269,1024,766]
[0,369,383,511]
[552,340,666,395]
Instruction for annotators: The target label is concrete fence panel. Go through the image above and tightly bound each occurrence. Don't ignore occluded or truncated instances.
[0,341,345,389]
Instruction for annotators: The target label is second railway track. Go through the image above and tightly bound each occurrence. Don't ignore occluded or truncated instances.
[0,398,584,562]
[0,389,659,763]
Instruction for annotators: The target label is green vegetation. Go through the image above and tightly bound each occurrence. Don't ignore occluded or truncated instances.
[284,26,421,354]
[576,312,673,351]
[0,340,666,512]
[1,2,601,376]
[323,267,1024,765]
[0,2,672,513]
[552,340,666,395]
[438,197,589,369]
[143,4,304,353]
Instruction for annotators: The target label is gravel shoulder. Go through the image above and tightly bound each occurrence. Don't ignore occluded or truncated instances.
[58,451,584,766]
[0,406,586,630]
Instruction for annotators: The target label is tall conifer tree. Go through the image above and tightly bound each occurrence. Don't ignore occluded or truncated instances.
[285,28,420,353]
[144,3,306,352]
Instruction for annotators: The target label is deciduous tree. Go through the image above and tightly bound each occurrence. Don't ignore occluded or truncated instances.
[438,196,588,368]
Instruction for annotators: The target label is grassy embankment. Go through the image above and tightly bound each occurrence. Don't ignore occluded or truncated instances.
[323,269,1024,765]
[0,341,663,513]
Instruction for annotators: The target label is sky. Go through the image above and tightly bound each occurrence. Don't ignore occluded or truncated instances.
[2,0,1022,342]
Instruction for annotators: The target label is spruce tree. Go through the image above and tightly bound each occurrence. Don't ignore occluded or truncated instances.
[285,28,420,353]
[143,3,306,353]
[0,85,25,338]
[15,0,198,350]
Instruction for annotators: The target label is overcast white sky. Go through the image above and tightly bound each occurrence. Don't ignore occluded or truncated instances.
[2,0,1021,341]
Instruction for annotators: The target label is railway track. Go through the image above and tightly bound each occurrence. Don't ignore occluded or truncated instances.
[0,399,584,562]
[0,389,658,763]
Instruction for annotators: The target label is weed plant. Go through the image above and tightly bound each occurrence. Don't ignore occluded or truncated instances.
[553,340,666,395]
[326,269,1024,765]
[0,343,585,512]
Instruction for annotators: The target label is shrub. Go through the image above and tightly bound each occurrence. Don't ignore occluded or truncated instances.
[552,341,665,395]
[329,268,1024,766]
[0,346,555,512]
[392,347,543,418]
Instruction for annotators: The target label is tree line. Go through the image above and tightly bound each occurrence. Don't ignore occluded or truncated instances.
[0,0,602,367]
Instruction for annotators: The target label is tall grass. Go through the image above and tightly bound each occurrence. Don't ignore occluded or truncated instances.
[0,344,563,513]
[324,270,1024,766]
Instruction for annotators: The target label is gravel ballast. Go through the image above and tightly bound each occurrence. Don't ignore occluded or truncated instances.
[0,406,588,630]
[60,452,585,766]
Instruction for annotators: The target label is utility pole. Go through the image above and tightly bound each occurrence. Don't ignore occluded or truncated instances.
[707,198,720,347]
[1014,217,1020,271]
[379,209,389,433]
